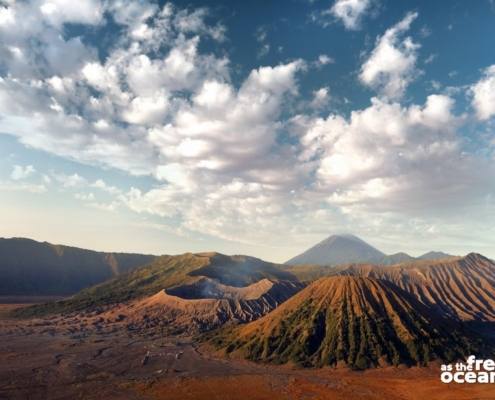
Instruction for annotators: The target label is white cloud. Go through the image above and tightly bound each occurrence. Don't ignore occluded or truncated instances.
[471,65,495,120]
[122,92,169,125]
[301,95,459,188]
[39,0,104,27]
[91,179,121,195]
[295,94,474,212]
[329,0,372,30]
[53,173,87,188]
[310,87,330,109]
[0,1,229,176]
[1,0,494,256]
[360,12,420,99]
[10,165,35,180]
[317,54,334,66]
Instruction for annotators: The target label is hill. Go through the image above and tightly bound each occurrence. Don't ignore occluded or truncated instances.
[285,234,385,266]
[211,276,484,369]
[380,252,416,265]
[418,251,453,260]
[16,252,300,318]
[0,238,155,296]
[338,253,495,322]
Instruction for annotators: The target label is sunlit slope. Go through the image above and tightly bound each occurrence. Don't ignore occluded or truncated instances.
[339,253,495,321]
[212,276,483,369]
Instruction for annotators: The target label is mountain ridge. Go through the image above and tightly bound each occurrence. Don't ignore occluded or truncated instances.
[0,237,156,295]
[285,234,455,266]
[337,252,495,322]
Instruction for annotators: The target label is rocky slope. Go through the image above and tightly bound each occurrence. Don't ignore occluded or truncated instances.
[211,276,484,368]
[121,277,304,334]
[338,253,495,321]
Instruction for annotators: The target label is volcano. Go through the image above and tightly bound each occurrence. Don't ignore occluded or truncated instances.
[123,277,304,334]
[285,234,385,266]
[212,276,483,369]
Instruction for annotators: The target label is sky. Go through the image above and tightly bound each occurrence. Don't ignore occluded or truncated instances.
[0,0,495,262]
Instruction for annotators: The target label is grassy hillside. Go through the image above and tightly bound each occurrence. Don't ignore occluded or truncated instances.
[14,252,298,317]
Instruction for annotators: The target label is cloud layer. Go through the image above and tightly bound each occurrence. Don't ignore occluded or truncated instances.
[0,0,494,255]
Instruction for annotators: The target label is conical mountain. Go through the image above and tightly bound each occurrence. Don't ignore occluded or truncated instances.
[285,234,385,266]
[211,276,483,369]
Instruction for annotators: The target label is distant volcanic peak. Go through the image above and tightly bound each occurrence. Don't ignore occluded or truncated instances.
[215,275,480,369]
[285,234,385,266]
[418,251,454,260]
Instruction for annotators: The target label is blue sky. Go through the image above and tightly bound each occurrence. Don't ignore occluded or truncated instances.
[0,0,494,261]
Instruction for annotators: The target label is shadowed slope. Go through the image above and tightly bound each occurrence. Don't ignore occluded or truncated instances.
[0,237,155,295]
[211,276,483,369]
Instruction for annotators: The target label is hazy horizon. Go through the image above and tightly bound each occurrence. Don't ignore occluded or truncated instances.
[0,233,473,264]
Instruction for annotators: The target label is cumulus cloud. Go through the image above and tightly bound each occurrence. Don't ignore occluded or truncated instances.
[329,0,372,30]
[0,0,312,245]
[39,0,104,27]
[0,0,229,176]
[1,0,494,253]
[294,94,485,214]
[310,87,330,109]
[471,65,495,120]
[360,12,420,99]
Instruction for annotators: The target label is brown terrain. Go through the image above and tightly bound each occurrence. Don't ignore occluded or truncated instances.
[1,252,495,399]
[1,302,494,400]
[211,276,486,369]
[339,253,495,321]
[108,277,304,335]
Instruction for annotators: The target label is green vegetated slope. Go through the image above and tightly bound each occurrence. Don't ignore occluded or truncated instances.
[211,276,484,369]
[0,238,155,296]
[15,252,298,317]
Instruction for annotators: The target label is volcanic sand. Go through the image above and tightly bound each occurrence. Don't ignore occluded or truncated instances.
[0,303,494,400]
